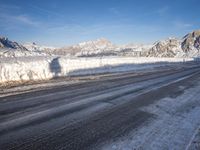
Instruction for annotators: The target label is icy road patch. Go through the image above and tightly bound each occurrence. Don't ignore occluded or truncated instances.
[102,80,200,150]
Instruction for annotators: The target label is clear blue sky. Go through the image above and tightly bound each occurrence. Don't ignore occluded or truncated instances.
[0,0,199,46]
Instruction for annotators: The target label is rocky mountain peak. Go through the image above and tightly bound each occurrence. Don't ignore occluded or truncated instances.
[192,30,200,38]
[95,38,112,45]
[0,36,27,50]
[77,38,113,49]
[182,30,200,52]
[147,38,181,57]
[65,38,114,54]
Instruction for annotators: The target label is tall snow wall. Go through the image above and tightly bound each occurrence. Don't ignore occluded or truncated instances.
[0,56,194,83]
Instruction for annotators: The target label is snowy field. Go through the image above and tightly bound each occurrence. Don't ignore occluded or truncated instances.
[0,56,194,83]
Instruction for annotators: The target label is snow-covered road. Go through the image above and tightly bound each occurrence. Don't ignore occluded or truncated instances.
[0,63,200,150]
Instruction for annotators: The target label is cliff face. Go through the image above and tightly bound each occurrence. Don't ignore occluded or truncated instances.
[182,30,200,53]
[0,37,27,50]
[147,30,200,58]
[147,38,181,57]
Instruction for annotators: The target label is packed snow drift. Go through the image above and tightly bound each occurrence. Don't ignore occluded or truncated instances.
[0,56,193,83]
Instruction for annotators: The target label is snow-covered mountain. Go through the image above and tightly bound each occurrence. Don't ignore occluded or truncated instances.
[181,30,200,57]
[75,38,115,51]
[0,37,27,50]
[0,37,46,58]
[1,29,200,58]
[147,38,182,57]
[51,30,200,57]
[147,30,200,58]
[51,39,154,57]
[52,38,119,57]
[23,42,55,54]
[118,43,152,57]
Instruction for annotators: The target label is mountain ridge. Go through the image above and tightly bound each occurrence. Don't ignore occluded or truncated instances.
[1,29,200,58]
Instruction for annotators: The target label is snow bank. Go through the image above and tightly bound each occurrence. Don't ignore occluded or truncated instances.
[0,56,194,83]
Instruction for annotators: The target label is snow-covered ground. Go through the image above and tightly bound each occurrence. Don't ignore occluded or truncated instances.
[102,76,200,150]
[0,56,194,83]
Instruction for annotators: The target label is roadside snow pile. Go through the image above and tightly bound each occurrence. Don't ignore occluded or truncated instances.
[0,56,194,83]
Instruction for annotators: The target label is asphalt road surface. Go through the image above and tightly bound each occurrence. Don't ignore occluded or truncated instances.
[1,63,200,150]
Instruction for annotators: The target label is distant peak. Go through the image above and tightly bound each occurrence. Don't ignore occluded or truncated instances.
[191,30,200,37]
[0,36,8,41]
[96,38,110,42]
[80,38,111,43]
[183,29,200,39]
